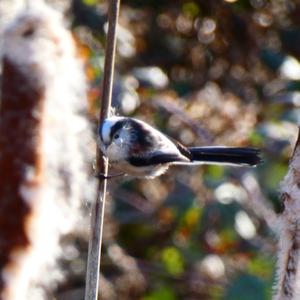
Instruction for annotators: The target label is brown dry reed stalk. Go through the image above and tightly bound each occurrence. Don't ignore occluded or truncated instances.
[84,0,121,300]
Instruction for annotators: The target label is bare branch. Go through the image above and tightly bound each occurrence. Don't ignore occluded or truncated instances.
[151,97,214,144]
[241,172,278,233]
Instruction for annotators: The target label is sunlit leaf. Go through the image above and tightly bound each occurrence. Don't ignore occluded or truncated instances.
[208,285,224,300]
[182,2,200,18]
[143,286,177,300]
[205,165,226,181]
[247,255,275,279]
[183,206,201,228]
[83,0,98,5]
[249,130,265,147]
[262,162,288,191]
[161,247,185,276]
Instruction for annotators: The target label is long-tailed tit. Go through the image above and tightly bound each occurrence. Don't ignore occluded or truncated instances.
[98,116,261,178]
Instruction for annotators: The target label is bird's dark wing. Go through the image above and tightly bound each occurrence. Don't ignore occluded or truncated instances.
[172,139,193,160]
[128,152,188,166]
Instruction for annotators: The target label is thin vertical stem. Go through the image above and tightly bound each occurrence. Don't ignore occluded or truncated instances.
[84,0,120,299]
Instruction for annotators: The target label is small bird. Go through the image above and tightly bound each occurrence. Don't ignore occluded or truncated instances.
[98,116,261,178]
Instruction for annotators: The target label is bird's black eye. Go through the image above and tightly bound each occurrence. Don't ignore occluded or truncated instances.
[22,27,35,38]
[114,134,120,139]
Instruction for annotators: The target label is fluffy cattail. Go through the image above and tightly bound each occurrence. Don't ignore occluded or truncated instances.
[0,3,94,299]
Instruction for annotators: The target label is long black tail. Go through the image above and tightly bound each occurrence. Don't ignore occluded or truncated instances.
[188,147,261,166]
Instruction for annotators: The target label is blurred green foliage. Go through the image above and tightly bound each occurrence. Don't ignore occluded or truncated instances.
[83,0,98,5]
[143,286,177,300]
[65,0,300,299]
[161,246,185,276]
